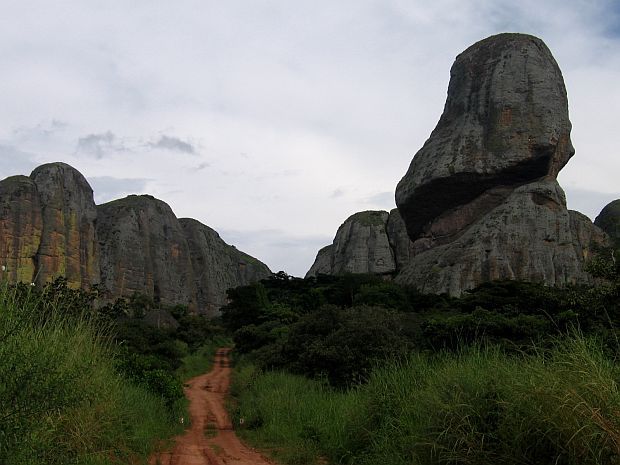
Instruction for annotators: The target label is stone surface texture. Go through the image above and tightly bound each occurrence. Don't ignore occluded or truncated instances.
[396,33,574,241]
[595,200,620,246]
[96,195,197,308]
[30,163,100,288]
[180,218,272,317]
[392,33,607,294]
[306,211,397,277]
[0,176,43,283]
[0,164,272,314]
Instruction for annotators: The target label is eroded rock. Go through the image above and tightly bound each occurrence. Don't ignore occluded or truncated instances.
[180,218,272,317]
[306,211,396,277]
[595,200,620,247]
[30,162,100,288]
[396,33,574,242]
[96,195,196,307]
[0,176,43,283]
[393,33,607,294]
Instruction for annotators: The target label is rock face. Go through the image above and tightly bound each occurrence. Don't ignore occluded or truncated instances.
[392,33,607,294]
[0,163,271,315]
[386,209,416,271]
[30,163,100,288]
[180,218,272,317]
[306,211,399,277]
[595,200,620,246]
[0,176,43,283]
[96,195,197,308]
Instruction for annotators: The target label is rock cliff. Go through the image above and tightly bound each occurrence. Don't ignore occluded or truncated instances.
[96,195,197,308]
[0,164,271,315]
[0,176,43,283]
[595,200,620,247]
[30,163,100,288]
[306,210,404,277]
[180,218,272,317]
[393,33,607,294]
[308,33,608,294]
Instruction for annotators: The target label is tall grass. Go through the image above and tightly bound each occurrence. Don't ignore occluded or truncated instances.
[231,336,620,465]
[0,284,183,465]
[176,335,233,381]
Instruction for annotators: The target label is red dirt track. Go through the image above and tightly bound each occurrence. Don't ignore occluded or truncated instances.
[150,348,275,465]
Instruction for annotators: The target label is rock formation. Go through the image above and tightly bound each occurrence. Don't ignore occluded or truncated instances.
[180,218,272,317]
[595,200,620,246]
[0,163,271,315]
[30,163,100,288]
[0,176,43,283]
[393,33,607,294]
[96,195,197,308]
[306,210,400,277]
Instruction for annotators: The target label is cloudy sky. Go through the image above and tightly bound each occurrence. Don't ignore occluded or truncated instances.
[1,1,619,276]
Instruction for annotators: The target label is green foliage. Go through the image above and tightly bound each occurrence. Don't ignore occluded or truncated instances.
[233,336,620,465]
[0,283,183,464]
[284,305,409,387]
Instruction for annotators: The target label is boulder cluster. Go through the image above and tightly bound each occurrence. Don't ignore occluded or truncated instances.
[308,33,616,294]
[0,163,271,315]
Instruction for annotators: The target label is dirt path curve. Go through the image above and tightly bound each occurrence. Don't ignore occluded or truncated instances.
[150,348,276,465]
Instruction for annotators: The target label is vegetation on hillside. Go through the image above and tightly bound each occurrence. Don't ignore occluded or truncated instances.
[224,248,620,464]
[0,278,227,465]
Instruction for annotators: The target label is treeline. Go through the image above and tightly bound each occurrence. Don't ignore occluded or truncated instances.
[224,251,620,465]
[0,278,226,465]
[222,251,620,389]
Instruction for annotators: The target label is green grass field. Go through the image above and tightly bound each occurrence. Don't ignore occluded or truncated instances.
[0,284,184,465]
[230,335,620,465]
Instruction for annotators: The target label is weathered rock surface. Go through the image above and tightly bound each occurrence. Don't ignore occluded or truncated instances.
[392,33,607,294]
[386,209,416,271]
[0,164,271,314]
[396,33,574,241]
[96,195,197,308]
[595,200,620,246]
[306,245,334,277]
[30,163,100,288]
[395,181,608,294]
[306,211,396,277]
[0,176,43,283]
[180,218,272,317]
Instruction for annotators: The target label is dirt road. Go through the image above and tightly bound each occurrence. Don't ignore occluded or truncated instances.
[150,348,275,465]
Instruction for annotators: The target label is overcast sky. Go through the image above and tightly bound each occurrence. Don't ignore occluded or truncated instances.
[1,1,619,276]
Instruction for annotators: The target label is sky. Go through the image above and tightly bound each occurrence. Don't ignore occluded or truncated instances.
[0,0,619,277]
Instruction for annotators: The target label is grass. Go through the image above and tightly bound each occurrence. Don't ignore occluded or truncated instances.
[176,336,233,382]
[0,284,184,465]
[230,336,620,465]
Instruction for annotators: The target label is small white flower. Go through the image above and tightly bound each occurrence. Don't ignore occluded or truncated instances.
[1,265,5,271]
[30,282,35,286]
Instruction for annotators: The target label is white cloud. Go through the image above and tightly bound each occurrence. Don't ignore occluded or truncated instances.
[0,0,618,275]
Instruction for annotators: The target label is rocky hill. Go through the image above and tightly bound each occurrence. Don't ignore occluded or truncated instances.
[306,210,413,277]
[0,163,271,315]
[308,33,610,294]
[595,200,620,247]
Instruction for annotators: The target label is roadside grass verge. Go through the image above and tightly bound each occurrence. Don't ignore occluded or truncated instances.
[230,336,620,465]
[0,284,184,465]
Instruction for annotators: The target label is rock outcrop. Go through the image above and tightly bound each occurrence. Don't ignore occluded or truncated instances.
[96,195,197,308]
[30,163,100,288]
[0,163,271,315]
[393,33,607,294]
[595,200,620,246]
[306,210,401,277]
[180,218,272,317]
[0,176,43,283]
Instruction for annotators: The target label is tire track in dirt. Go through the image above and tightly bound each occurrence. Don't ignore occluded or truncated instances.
[150,348,275,465]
